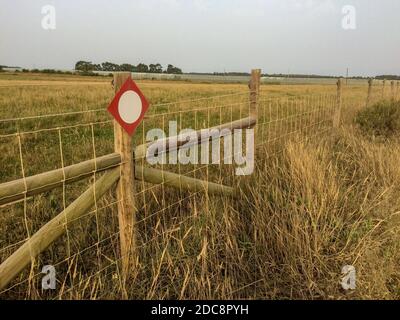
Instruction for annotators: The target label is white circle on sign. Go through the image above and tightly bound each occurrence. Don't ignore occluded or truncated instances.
[118,90,142,124]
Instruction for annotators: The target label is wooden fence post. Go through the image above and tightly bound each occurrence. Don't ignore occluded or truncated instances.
[366,78,373,108]
[113,72,136,283]
[249,69,261,139]
[382,79,386,100]
[391,80,395,102]
[333,78,343,128]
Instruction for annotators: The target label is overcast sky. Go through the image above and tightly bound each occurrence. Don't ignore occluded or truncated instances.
[0,0,399,76]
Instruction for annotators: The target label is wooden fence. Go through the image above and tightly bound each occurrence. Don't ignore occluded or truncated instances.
[0,72,397,295]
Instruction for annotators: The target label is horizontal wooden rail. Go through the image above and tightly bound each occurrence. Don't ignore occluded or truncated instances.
[135,166,236,198]
[0,153,121,206]
[135,115,257,160]
[0,167,121,291]
[0,153,236,206]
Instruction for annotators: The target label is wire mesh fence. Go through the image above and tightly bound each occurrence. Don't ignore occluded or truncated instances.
[0,77,396,299]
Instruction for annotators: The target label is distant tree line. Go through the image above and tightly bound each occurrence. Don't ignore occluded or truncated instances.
[74,61,183,74]
[2,63,399,80]
[376,75,400,80]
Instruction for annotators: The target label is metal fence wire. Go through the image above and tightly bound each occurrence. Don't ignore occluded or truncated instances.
[0,74,395,299]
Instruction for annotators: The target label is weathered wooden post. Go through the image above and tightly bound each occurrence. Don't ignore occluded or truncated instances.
[333,78,343,128]
[249,69,261,139]
[113,72,136,283]
[391,81,395,102]
[366,78,373,108]
[382,79,386,100]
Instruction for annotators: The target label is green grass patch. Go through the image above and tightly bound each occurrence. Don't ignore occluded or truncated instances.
[355,101,400,138]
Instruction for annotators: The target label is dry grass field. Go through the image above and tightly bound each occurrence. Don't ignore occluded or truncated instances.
[0,72,399,300]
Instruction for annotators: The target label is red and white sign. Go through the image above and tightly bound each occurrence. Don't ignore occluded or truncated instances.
[107,78,150,136]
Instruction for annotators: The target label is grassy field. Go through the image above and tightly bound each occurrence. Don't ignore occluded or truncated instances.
[0,72,399,300]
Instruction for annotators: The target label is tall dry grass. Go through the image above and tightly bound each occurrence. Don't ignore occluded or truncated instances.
[244,127,400,299]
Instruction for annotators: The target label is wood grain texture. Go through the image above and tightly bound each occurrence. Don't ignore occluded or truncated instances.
[113,72,137,280]
[135,165,235,198]
[135,116,257,161]
[0,153,121,206]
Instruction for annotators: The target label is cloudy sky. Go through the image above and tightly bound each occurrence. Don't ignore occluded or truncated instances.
[0,0,399,76]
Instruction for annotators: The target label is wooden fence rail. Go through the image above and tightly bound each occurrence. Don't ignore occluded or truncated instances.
[135,165,236,197]
[135,115,257,160]
[0,153,121,206]
[0,156,236,208]
[0,168,121,290]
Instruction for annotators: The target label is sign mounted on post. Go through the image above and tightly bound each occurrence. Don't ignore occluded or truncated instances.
[108,77,150,136]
